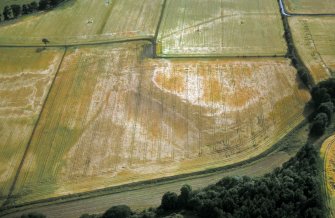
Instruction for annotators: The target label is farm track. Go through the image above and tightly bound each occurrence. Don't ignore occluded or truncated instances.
[0,0,327,216]
[1,48,68,208]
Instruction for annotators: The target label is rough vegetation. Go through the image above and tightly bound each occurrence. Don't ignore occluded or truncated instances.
[0,0,66,22]
[310,79,335,136]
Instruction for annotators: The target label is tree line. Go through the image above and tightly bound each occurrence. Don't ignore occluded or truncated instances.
[0,0,65,22]
[310,78,335,136]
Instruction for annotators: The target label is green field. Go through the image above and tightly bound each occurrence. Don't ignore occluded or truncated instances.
[0,47,64,205]
[156,0,287,57]
[0,0,163,45]
[284,0,335,14]
[289,17,335,82]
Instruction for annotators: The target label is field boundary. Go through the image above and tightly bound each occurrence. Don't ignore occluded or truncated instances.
[0,38,288,59]
[1,48,68,209]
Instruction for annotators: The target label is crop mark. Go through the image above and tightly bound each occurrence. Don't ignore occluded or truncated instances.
[2,48,67,208]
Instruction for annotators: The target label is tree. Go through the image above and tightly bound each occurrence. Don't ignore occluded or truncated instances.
[30,2,39,11]
[312,87,331,106]
[39,0,49,10]
[42,38,50,46]
[161,192,178,211]
[22,5,29,15]
[317,101,334,122]
[20,212,46,218]
[310,113,328,136]
[102,205,132,218]
[177,184,192,208]
[10,5,21,18]
[298,69,310,87]
[3,6,13,20]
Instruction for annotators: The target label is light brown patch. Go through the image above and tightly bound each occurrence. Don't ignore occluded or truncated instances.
[202,79,224,103]
[154,72,185,94]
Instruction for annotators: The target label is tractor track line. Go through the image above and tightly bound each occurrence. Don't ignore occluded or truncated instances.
[96,0,117,35]
[1,47,68,209]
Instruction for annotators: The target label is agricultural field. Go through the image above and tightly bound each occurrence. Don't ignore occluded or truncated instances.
[0,47,65,206]
[5,121,309,218]
[284,0,335,14]
[9,41,310,204]
[320,135,335,216]
[0,0,163,45]
[156,0,287,57]
[289,17,335,83]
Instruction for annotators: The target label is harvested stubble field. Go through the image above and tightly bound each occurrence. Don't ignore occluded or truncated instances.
[10,42,310,204]
[289,17,335,83]
[0,47,65,205]
[0,0,163,45]
[284,0,335,14]
[156,0,287,57]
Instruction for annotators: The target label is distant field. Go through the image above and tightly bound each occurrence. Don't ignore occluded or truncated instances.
[156,0,287,57]
[0,0,163,45]
[0,47,64,206]
[289,17,335,83]
[10,42,310,204]
[284,0,335,14]
[320,135,335,217]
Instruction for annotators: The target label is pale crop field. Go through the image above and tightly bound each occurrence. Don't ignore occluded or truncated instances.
[10,42,310,204]
[284,0,335,14]
[0,47,64,206]
[289,17,335,83]
[0,0,163,45]
[156,0,287,57]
